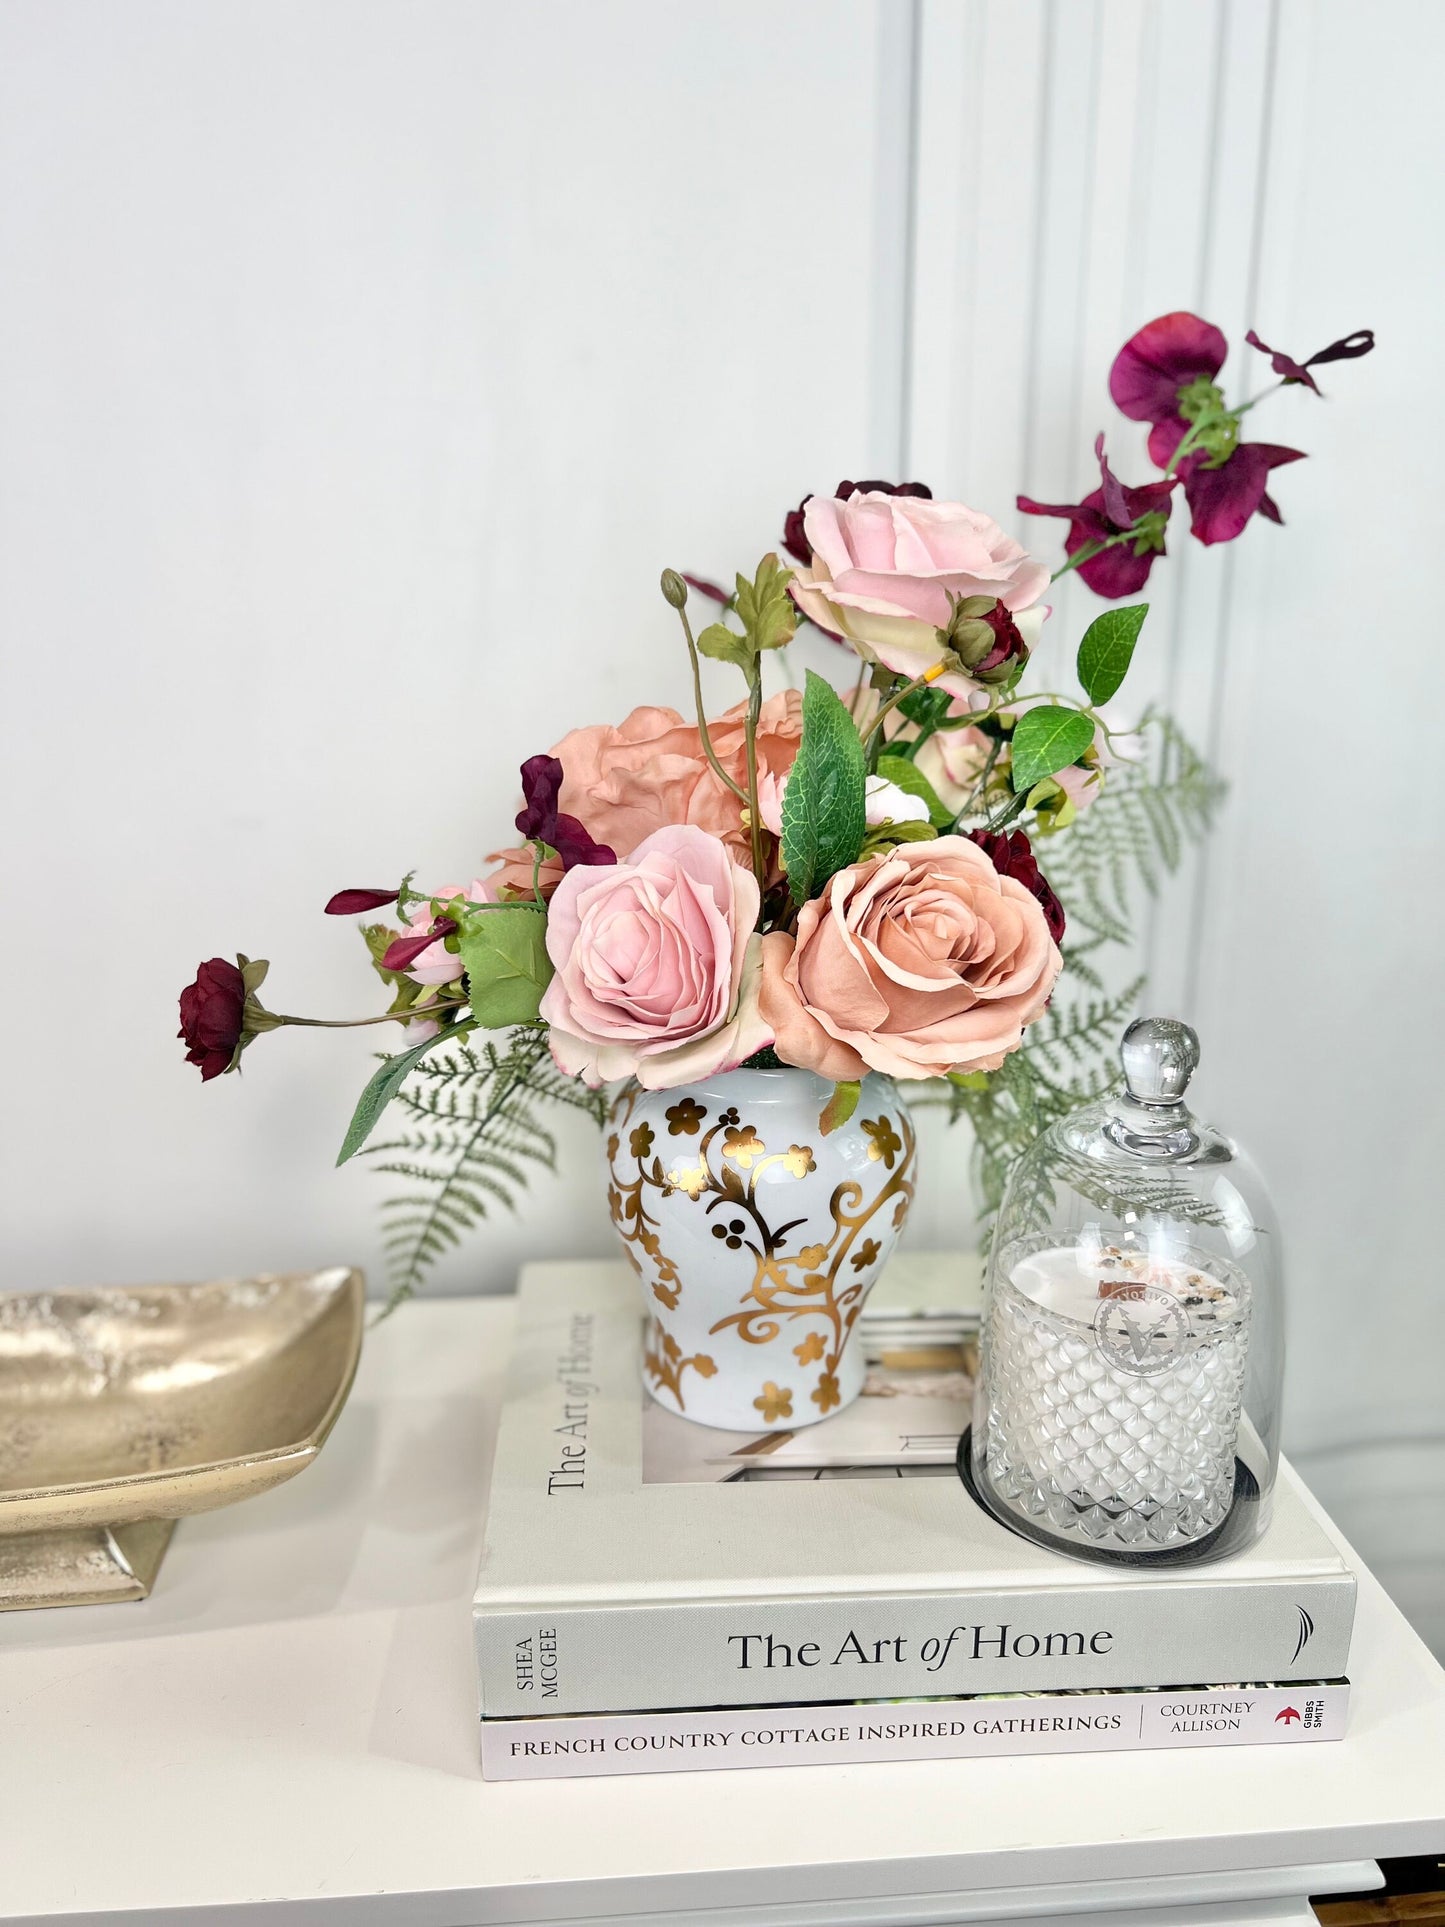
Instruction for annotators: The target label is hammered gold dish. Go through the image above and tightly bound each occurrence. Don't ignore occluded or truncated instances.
[0,1267,364,1609]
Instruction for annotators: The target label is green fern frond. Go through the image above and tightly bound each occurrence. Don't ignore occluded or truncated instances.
[362,1027,607,1314]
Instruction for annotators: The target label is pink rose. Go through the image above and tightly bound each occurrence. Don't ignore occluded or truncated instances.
[759,836,1061,1081]
[789,492,1050,702]
[539,825,772,1089]
[399,880,491,984]
[549,692,802,865]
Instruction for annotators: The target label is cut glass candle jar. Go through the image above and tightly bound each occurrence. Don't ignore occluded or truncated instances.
[967,1018,1284,1566]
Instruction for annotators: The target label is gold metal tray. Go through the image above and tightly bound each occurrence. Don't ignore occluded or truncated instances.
[0,1268,364,1609]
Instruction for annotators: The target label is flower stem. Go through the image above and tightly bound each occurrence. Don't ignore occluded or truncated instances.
[743,662,766,892]
[864,664,949,761]
[276,1001,464,1031]
[671,601,750,805]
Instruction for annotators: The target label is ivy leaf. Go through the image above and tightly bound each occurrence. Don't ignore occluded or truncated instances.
[457,904,555,1028]
[336,1022,470,1166]
[782,670,867,905]
[696,622,753,671]
[876,753,954,830]
[1011,705,1096,794]
[819,1079,861,1136]
[1076,603,1148,706]
[734,551,797,653]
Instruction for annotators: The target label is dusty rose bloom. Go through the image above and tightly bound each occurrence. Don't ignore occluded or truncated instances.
[788,492,1049,702]
[539,825,772,1089]
[760,836,1061,1081]
[549,691,802,864]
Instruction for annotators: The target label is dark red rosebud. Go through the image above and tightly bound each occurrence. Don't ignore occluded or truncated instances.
[324,887,401,916]
[1182,442,1305,546]
[781,495,813,565]
[1245,326,1374,396]
[381,918,458,974]
[514,754,617,871]
[681,572,731,605]
[1110,313,1228,424]
[968,829,1065,945]
[971,602,1029,680]
[178,958,248,1081]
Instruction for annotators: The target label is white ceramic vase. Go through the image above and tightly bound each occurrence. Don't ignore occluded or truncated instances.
[605,1067,917,1431]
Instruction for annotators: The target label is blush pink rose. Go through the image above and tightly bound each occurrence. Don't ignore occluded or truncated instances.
[539,825,772,1089]
[549,692,802,865]
[789,492,1050,702]
[759,835,1061,1081]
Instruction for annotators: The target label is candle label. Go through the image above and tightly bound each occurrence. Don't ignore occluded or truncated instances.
[1092,1285,1192,1377]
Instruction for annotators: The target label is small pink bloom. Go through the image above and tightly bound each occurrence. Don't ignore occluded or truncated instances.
[788,492,1049,702]
[393,881,491,984]
[539,826,772,1089]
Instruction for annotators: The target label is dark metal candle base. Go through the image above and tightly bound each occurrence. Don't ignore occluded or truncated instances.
[955,1425,1262,1569]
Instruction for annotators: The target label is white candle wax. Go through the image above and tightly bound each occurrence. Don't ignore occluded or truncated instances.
[982,1242,1253,1550]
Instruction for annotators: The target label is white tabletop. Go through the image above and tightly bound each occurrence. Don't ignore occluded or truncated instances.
[1,1294,1441,1927]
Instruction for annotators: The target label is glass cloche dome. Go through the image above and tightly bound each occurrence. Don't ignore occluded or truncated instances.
[967,1017,1284,1565]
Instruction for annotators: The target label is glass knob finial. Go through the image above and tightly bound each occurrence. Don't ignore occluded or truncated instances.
[1120,1016,1199,1105]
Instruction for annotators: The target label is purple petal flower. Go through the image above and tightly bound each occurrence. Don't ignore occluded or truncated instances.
[681,572,730,604]
[1110,313,1228,424]
[1018,437,1176,598]
[514,754,616,870]
[1246,327,1375,395]
[324,886,401,916]
[1183,443,1305,546]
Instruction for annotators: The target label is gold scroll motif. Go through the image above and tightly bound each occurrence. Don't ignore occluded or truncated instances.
[606,1085,917,1413]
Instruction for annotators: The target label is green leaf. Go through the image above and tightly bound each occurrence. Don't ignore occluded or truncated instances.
[876,753,954,830]
[819,1079,861,1136]
[457,903,554,1028]
[782,670,868,905]
[696,621,753,671]
[336,1022,469,1166]
[734,551,797,653]
[1010,705,1096,794]
[1076,602,1148,706]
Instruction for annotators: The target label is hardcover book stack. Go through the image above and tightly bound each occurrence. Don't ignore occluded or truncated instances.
[472,1260,1354,1779]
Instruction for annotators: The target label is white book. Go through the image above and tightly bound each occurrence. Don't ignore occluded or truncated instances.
[473,1261,1356,1718]
[481,1681,1350,1780]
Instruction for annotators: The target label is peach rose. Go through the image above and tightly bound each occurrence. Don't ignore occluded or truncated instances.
[789,492,1049,703]
[539,825,772,1089]
[759,836,1061,1081]
[549,692,802,864]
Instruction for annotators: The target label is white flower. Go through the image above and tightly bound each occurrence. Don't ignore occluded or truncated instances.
[864,774,930,827]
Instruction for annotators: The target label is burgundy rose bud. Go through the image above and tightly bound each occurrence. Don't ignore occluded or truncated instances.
[1245,326,1375,396]
[381,918,458,974]
[324,887,401,916]
[178,954,278,1081]
[968,829,1065,945]
[781,495,814,566]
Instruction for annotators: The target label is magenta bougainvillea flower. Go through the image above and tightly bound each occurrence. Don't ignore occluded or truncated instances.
[781,479,932,567]
[1018,436,1177,597]
[1245,327,1375,396]
[515,754,617,870]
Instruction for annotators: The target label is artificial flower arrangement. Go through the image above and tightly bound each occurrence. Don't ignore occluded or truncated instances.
[180,313,1373,1319]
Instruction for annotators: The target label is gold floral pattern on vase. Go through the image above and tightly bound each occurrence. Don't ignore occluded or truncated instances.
[605,1069,916,1430]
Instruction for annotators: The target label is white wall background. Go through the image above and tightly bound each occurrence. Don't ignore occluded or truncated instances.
[2,0,1442,1646]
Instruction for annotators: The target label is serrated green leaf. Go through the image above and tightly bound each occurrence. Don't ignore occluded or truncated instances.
[1010,705,1096,794]
[457,904,554,1028]
[781,670,868,905]
[696,621,753,670]
[876,753,954,830]
[819,1079,861,1135]
[735,551,797,653]
[1076,602,1148,706]
[336,1022,470,1165]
